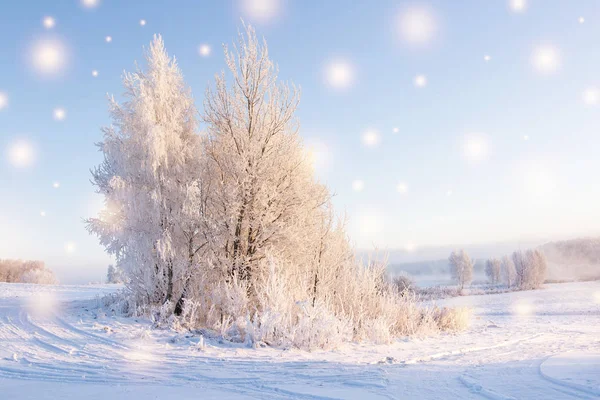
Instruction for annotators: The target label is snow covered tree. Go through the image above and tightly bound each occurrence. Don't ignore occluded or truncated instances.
[202,23,329,291]
[87,35,205,311]
[512,249,547,290]
[501,255,516,287]
[448,250,473,290]
[485,258,501,284]
[106,264,125,284]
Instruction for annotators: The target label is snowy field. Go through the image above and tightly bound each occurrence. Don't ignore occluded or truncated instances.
[1,282,599,399]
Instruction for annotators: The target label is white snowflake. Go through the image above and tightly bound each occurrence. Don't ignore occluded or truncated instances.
[582,87,599,106]
[397,6,437,46]
[325,60,354,90]
[81,0,100,8]
[578,17,585,24]
[53,107,66,121]
[30,38,68,77]
[53,182,60,189]
[414,74,427,87]
[105,36,112,43]
[43,16,55,29]
[509,0,527,13]
[531,45,561,75]
[0,92,7,110]
[8,140,36,168]
[361,129,380,148]
[462,133,489,163]
[484,55,491,62]
[198,44,211,57]
[352,180,365,192]
[140,19,146,26]
[92,70,99,77]
[396,182,408,194]
[241,0,280,23]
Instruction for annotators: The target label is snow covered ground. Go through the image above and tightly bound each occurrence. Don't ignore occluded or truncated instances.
[1,281,599,399]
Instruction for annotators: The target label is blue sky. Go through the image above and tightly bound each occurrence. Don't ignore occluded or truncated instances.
[1,0,600,282]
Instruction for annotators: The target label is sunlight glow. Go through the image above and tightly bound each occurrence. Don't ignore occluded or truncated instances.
[29,38,69,77]
[531,45,561,75]
[325,60,354,90]
[397,6,437,47]
[361,129,381,148]
[7,140,36,168]
[352,179,365,192]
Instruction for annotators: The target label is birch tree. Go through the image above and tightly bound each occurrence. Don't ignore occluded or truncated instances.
[485,258,502,284]
[449,249,474,289]
[202,24,329,291]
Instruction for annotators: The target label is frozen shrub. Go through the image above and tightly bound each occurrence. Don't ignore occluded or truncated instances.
[431,306,471,332]
[392,274,415,294]
[501,255,516,287]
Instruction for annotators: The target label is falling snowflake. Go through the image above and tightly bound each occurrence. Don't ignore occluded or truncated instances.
[582,87,599,106]
[446,190,453,197]
[523,135,530,141]
[53,182,60,188]
[361,129,380,148]
[43,16,55,29]
[531,45,561,75]
[0,92,7,110]
[105,36,112,43]
[241,0,281,23]
[198,44,211,57]
[484,55,491,62]
[29,38,69,77]
[81,0,100,8]
[139,19,146,26]
[40,211,46,217]
[7,140,36,168]
[462,133,489,163]
[352,180,365,192]
[325,60,354,90]
[393,127,399,133]
[578,17,585,24]
[509,0,527,13]
[92,70,99,77]
[414,74,427,87]
[396,182,408,194]
[305,139,332,171]
[397,6,437,46]
[53,107,66,121]
[64,242,76,254]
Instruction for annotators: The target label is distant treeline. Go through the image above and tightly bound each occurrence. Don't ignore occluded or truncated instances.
[0,259,58,285]
[542,237,600,281]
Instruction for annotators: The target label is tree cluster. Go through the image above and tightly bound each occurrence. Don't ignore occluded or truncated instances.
[87,26,466,349]
[0,259,58,285]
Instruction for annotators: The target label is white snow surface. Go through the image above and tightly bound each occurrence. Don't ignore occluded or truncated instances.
[0,281,599,399]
